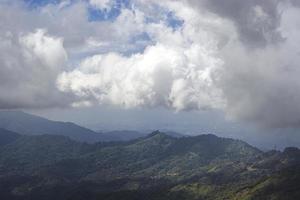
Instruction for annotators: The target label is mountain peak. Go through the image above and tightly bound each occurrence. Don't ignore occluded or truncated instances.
[194,133,218,139]
[147,130,170,138]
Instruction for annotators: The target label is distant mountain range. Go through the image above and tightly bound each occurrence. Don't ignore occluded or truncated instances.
[0,111,181,143]
[98,130,184,142]
[0,126,299,199]
[0,110,103,143]
[0,111,183,143]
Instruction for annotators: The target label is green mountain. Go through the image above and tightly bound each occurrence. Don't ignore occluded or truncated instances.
[0,130,299,200]
[233,166,300,200]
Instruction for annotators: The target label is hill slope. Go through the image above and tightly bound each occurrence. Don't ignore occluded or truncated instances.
[0,131,299,200]
[0,111,103,143]
[0,128,21,146]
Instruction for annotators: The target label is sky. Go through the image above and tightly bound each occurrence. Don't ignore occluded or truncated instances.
[2,0,300,149]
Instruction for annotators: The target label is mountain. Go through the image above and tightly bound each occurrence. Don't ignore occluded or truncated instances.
[163,131,185,138]
[0,111,183,144]
[98,130,185,142]
[0,111,186,144]
[0,128,21,147]
[97,130,148,141]
[0,131,260,176]
[234,166,300,200]
[0,110,104,143]
[0,130,299,200]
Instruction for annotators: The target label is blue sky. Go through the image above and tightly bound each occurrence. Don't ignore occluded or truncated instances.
[88,0,131,21]
[23,0,131,21]
[24,0,62,7]
[23,0,183,27]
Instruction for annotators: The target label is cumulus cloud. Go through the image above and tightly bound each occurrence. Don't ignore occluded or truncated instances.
[0,29,70,108]
[0,0,148,108]
[191,0,284,48]
[57,2,228,110]
[57,0,300,128]
[2,0,300,128]
[214,3,300,128]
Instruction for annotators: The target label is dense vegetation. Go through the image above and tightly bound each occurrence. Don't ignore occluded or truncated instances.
[0,129,299,200]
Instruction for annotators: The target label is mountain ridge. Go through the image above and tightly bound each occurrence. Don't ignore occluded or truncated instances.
[0,129,299,199]
[0,110,102,143]
[0,112,299,199]
[0,111,184,143]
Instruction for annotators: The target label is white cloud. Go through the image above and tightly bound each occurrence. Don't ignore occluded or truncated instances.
[57,2,229,111]
[20,29,67,72]
[0,29,69,108]
[2,0,300,129]
[56,0,300,128]
[214,4,300,128]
